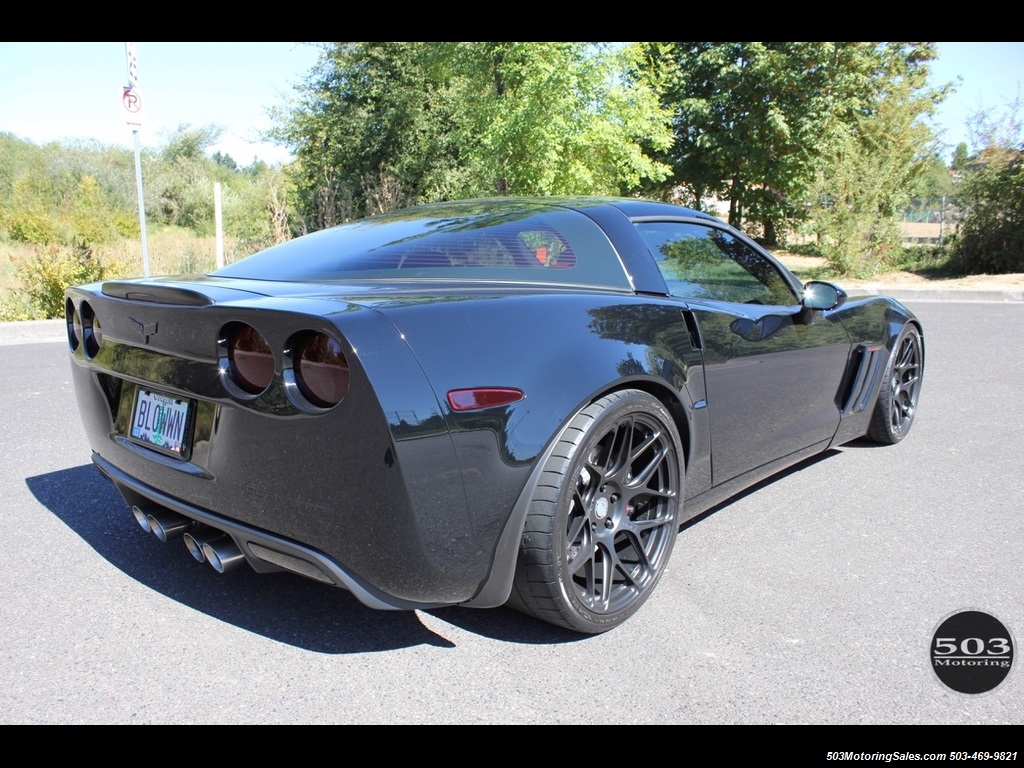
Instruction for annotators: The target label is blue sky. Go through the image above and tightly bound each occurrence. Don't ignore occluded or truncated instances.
[1,42,1021,166]
[0,42,321,165]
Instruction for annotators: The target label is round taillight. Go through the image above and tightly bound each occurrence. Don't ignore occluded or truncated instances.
[91,314,103,350]
[292,332,349,408]
[81,301,102,358]
[66,298,81,352]
[228,324,274,394]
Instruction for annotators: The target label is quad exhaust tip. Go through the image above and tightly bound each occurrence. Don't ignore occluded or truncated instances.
[183,528,246,572]
[149,512,194,542]
[132,504,193,541]
[131,504,154,534]
[183,527,221,563]
[202,537,246,573]
[133,506,246,573]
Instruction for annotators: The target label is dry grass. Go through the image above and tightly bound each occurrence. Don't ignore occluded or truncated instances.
[3,224,1021,318]
[775,251,1024,290]
[1,229,267,320]
[1,229,255,297]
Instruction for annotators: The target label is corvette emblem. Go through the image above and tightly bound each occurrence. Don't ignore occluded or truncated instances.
[128,317,158,343]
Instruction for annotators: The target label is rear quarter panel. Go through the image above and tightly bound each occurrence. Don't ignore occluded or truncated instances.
[370,291,708,537]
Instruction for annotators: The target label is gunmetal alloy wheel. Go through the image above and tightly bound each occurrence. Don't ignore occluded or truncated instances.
[869,324,924,445]
[508,390,683,633]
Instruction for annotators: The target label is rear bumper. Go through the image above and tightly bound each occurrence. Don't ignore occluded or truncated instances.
[95,452,446,611]
[65,287,509,608]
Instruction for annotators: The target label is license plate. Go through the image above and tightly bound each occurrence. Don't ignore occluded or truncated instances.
[130,388,193,458]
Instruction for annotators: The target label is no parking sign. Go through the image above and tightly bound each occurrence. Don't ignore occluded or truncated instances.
[122,42,143,128]
[122,85,144,127]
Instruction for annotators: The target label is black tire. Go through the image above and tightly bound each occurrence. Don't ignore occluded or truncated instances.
[507,390,683,633]
[867,324,924,444]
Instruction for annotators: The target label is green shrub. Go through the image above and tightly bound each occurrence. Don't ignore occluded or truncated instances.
[0,291,36,322]
[15,241,118,319]
[6,210,59,245]
[950,147,1024,274]
[887,244,959,277]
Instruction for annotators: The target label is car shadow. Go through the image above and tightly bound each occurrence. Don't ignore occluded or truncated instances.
[25,465,584,650]
[28,449,856,648]
[679,449,843,532]
[840,436,895,450]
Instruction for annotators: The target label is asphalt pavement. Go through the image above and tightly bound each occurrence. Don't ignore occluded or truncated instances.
[6,295,1020,724]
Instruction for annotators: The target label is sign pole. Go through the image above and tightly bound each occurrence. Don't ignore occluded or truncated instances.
[123,42,151,277]
[214,183,225,269]
[132,128,151,277]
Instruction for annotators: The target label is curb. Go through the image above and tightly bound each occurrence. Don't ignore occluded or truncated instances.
[846,286,1024,303]
[0,319,66,346]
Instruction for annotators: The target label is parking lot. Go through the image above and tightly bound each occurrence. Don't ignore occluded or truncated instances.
[1,299,1020,725]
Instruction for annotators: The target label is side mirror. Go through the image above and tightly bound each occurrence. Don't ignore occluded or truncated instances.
[802,281,847,312]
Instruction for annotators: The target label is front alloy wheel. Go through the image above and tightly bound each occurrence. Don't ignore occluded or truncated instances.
[508,390,683,633]
[868,324,924,444]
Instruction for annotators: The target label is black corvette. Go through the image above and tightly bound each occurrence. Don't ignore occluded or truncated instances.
[65,197,924,633]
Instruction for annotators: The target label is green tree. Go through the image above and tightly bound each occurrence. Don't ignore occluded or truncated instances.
[274,42,672,229]
[272,42,461,228]
[222,165,296,253]
[909,152,955,200]
[640,42,945,255]
[0,132,44,199]
[3,175,58,244]
[161,123,223,162]
[50,140,139,213]
[803,44,945,275]
[0,130,302,317]
[145,124,226,233]
[951,146,1024,274]
[949,98,1024,274]
[438,42,671,197]
[212,151,239,171]
[70,175,139,243]
[803,127,907,276]
[951,142,970,172]
[0,135,138,245]
[0,134,60,243]
[640,42,850,242]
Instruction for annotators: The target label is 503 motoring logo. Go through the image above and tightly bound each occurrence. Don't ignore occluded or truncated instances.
[931,609,1015,695]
